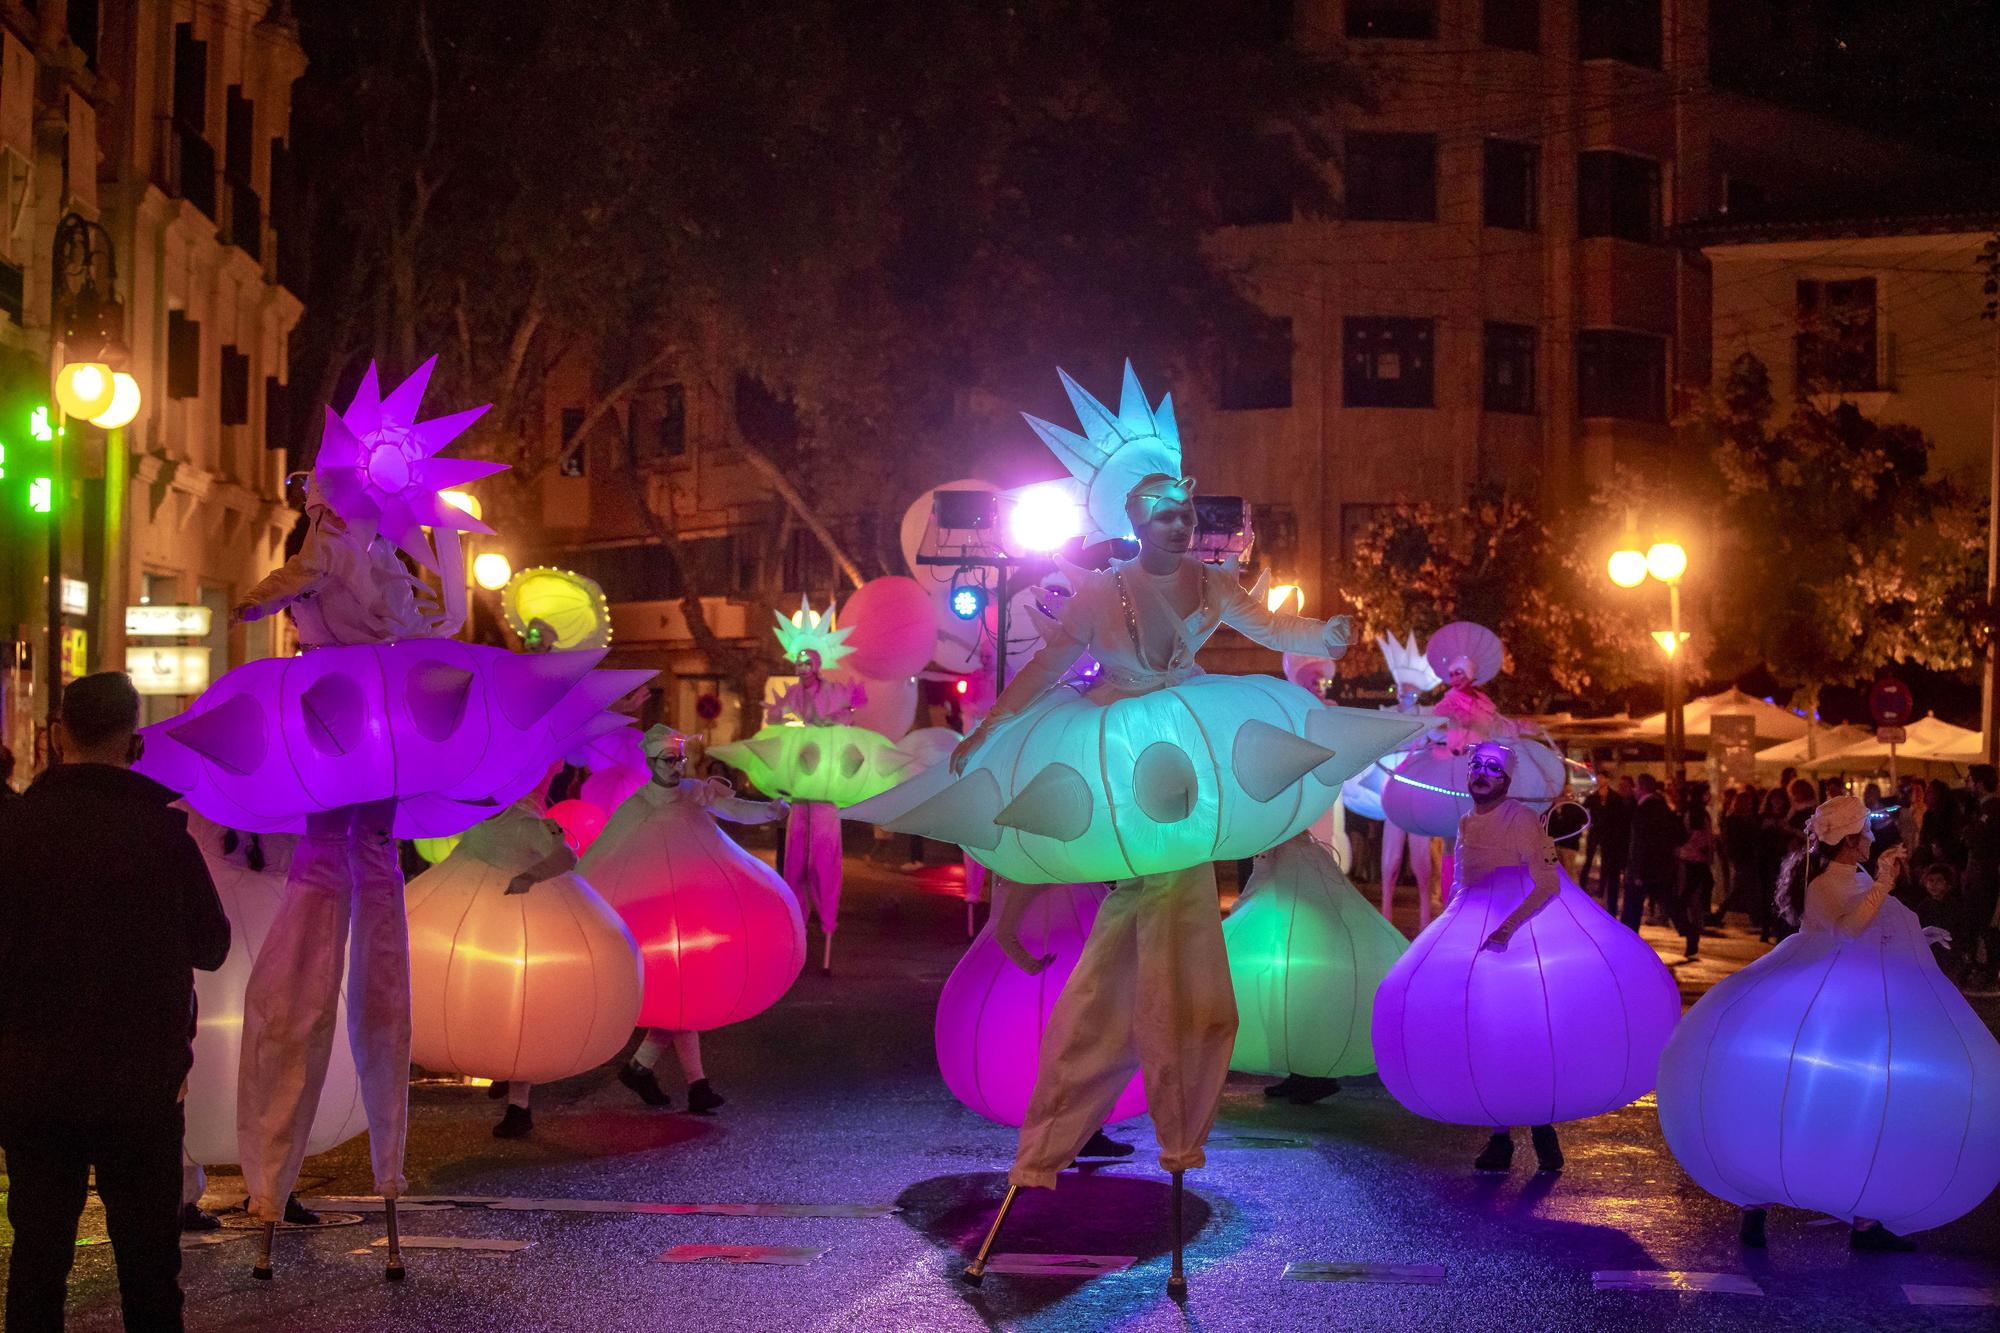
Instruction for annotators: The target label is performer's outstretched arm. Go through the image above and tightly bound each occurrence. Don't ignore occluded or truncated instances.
[1217,577,1352,659]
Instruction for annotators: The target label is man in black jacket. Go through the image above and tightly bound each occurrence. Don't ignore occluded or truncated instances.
[0,672,229,1332]
[1620,773,1685,933]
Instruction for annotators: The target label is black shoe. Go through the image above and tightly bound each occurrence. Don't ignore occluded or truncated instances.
[485,1080,507,1100]
[1739,1207,1766,1248]
[180,1203,221,1233]
[1850,1223,1916,1252]
[685,1079,725,1114]
[1474,1132,1514,1172]
[1285,1076,1342,1105]
[493,1104,533,1139]
[618,1062,672,1108]
[283,1195,321,1227]
[1076,1130,1136,1159]
[1684,945,1700,960]
[1263,1075,1301,1100]
[1530,1124,1564,1173]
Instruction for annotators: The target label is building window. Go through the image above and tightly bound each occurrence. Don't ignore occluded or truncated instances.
[264,377,290,452]
[1347,1,1436,39]
[631,383,688,461]
[1344,317,1435,409]
[1484,0,1540,51]
[67,0,98,68]
[1721,175,1767,216]
[0,261,22,325]
[1221,315,1294,410]
[167,310,200,400]
[1578,0,1661,68]
[1219,135,1295,227]
[219,346,249,425]
[1795,278,1878,394]
[660,383,687,455]
[1483,323,1537,414]
[1483,139,1538,231]
[1577,329,1666,422]
[172,24,215,219]
[224,87,261,260]
[1343,132,1437,223]
[1578,150,1659,242]
[559,407,586,477]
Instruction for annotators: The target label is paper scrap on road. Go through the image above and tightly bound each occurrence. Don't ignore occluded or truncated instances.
[1283,1261,1446,1285]
[659,1245,826,1265]
[1205,1135,1309,1150]
[1904,1285,2000,1307]
[1591,1270,1762,1294]
[370,1236,532,1253]
[981,1254,1135,1276]
[220,1211,365,1231]
[303,1196,896,1218]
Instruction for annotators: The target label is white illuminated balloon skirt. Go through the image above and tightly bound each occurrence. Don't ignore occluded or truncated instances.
[1657,896,2000,1232]
[1373,866,1681,1126]
[183,834,368,1167]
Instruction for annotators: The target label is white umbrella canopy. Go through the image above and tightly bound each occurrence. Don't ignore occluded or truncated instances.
[1752,724,1869,771]
[1799,715,1983,774]
[1630,687,1811,747]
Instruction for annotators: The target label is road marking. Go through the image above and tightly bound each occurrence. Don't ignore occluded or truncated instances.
[370,1236,531,1253]
[659,1244,826,1265]
[302,1196,896,1218]
[981,1253,1135,1276]
[1904,1285,2000,1307]
[1284,1261,1446,1285]
[1592,1271,1763,1295]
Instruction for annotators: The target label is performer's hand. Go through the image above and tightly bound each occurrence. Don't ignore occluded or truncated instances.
[949,731,985,777]
[232,599,265,625]
[1877,846,1910,884]
[1923,925,1953,949]
[504,873,534,896]
[1480,928,1512,953]
[998,938,1055,976]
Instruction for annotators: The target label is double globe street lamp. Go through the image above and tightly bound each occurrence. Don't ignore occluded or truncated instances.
[1609,541,1689,782]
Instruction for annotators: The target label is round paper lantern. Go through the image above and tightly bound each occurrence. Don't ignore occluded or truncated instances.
[936,883,1146,1126]
[1379,738,1566,840]
[1658,897,2000,1233]
[1225,836,1406,1078]
[546,798,608,854]
[407,842,642,1084]
[579,780,807,1031]
[136,641,654,838]
[840,576,938,679]
[710,723,917,808]
[183,833,368,1166]
[56,360,116,419]
[89,372,142,429]
[851,678,1424,884]
[1373,865,1680,1126]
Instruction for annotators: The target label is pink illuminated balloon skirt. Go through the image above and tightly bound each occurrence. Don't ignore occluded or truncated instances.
[936,884,1146,1126]
[1657,896,2000,1232]
[137,642,652,838]
[1372,866,1680,1126]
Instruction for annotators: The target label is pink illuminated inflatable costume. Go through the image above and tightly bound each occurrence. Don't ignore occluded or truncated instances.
[138,361,652,1279]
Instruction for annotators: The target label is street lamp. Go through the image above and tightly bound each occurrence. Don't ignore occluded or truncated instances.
[44,212,137,750]
[1609,541,1689,783]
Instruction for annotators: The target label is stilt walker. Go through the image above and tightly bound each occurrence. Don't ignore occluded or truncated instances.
[137,361,651,1279]
[851,365,1421,1296]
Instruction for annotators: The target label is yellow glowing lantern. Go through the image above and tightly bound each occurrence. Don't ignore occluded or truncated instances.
[1607,549,1648,588]
[1645,542,1687,583]
[56,361,116,419]
[88,372,142,429]
[1265,584,1303,615]
[439,489,482,521]
[500,566,613,651]
[472,551,514,591]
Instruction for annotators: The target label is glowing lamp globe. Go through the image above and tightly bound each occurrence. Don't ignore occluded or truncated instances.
[1373,865,1680,1126]
[1607,549,1648,588]
[1645,542,1687,582]
[88,372,142,429]
[1008,483,1083,554]
[406,851,644,1084]
[546,798,608,854]
[1657,901,2000,1234]
[579,782,807,1031]
[473,551,513,590]
[839,576,938,679]
[56,361,116,419]
[182,832,367,1165]
[935,883,1145,1126]
[1224,837,1408,1079]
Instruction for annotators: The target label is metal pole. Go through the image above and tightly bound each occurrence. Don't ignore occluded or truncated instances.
[1667,580,1684,786]
[1985,319,2000,764]
[993,564,1011,697]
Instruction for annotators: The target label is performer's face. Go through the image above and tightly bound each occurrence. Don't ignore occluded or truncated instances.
[1135,500,1195,557]
[1467,745,1513,801]
[651,751,686,787]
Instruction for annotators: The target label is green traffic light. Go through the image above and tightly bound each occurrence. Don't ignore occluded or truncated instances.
[29,406,51,442]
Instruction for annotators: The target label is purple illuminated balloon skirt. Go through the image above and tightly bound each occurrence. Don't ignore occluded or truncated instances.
[138,641,653,837]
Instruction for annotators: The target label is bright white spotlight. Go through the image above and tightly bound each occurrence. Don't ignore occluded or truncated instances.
[1009,484,1081,553]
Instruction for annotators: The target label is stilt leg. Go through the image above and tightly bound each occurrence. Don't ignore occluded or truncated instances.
[962,1184,1020,1286]
[821,933,833,977]
[967,900,976,938]
[1166,1170,1187,1301]
[252,1221,276,1280]
[383,1197,405,1281]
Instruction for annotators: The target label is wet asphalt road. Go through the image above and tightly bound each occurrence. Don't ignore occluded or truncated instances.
[16,855,2000,1332]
